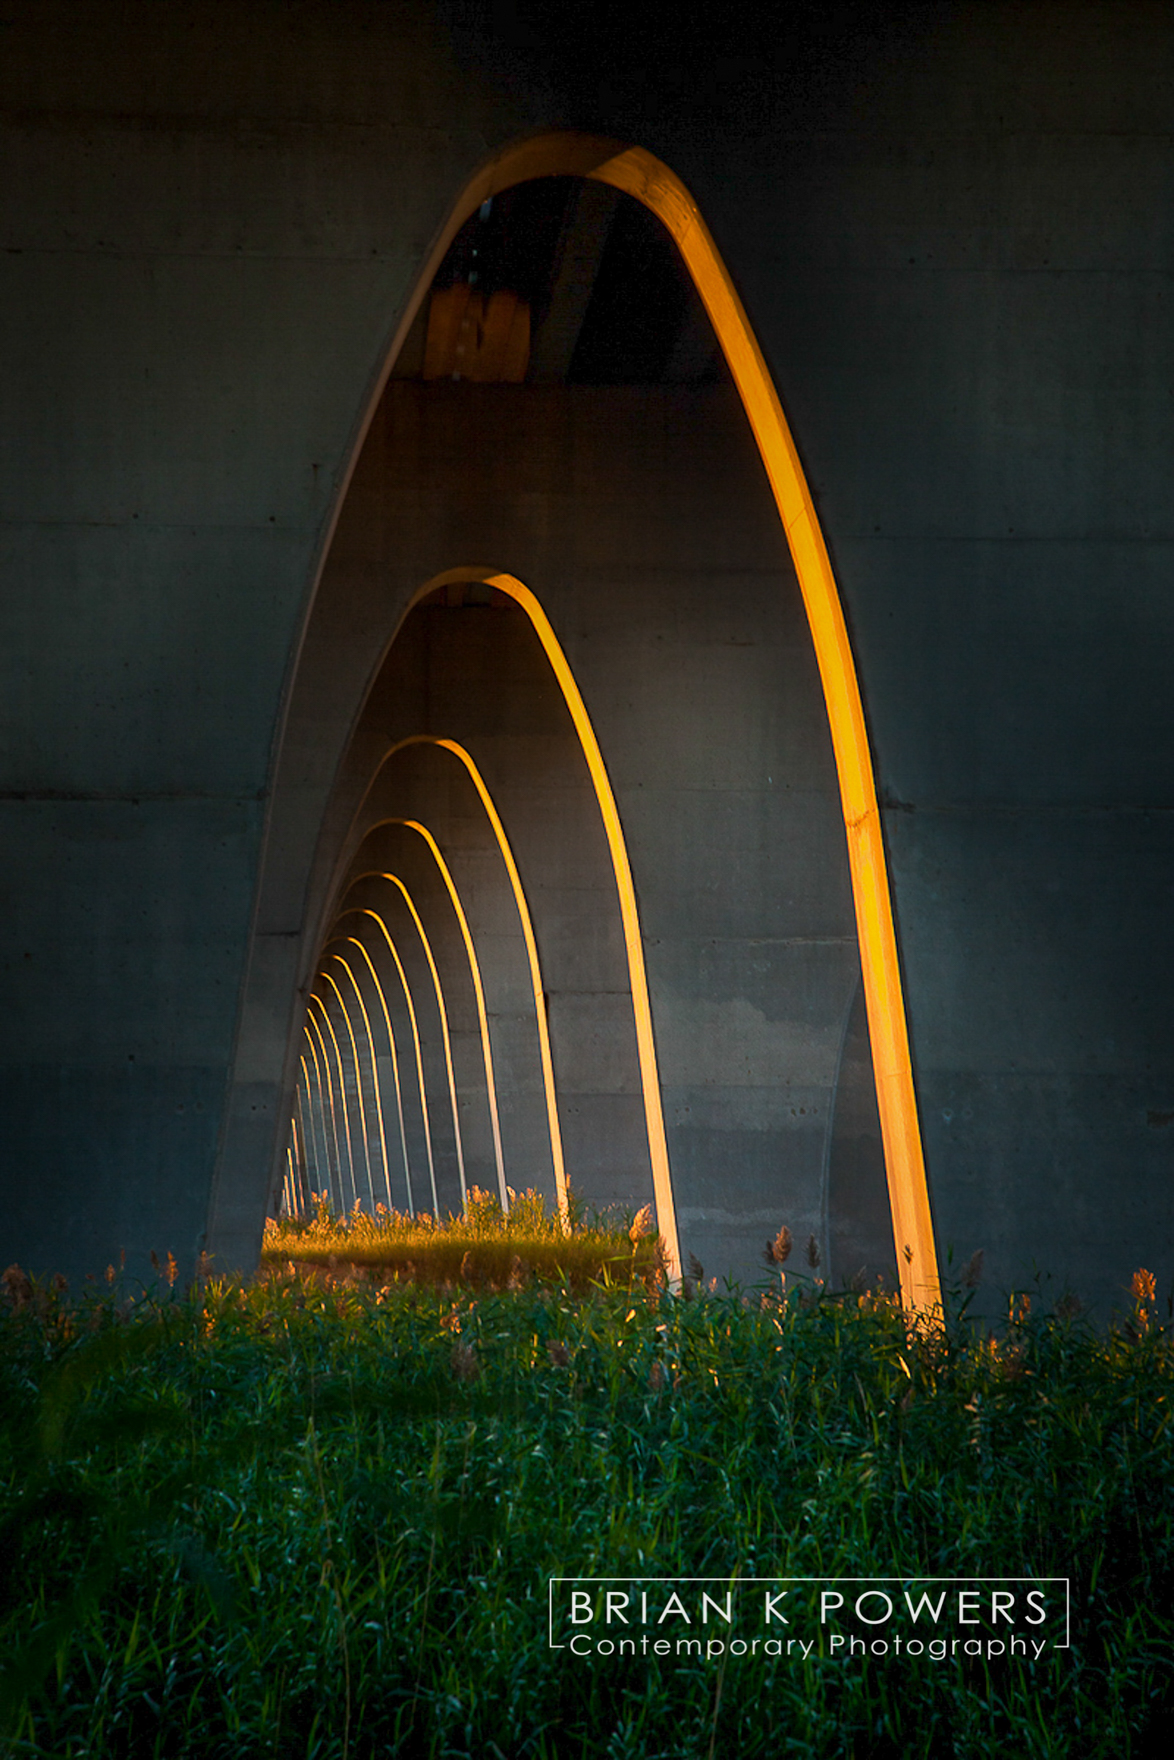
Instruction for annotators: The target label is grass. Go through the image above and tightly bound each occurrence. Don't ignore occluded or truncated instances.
[0,1251,1171,1758]
[262,1187,665,1294]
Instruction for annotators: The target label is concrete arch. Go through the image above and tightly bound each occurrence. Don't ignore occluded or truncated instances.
[341,840,504,1210]
[297,1055,325,1207]
[338,610,663,1243]
[302,833,512,1218]
[306,855,475,1224]
[282,131,936,1304]
[344,901,454,1203]
[311,689,659,1235]
[301,1036,335,1203]
[345,860,501,1211]
[308,680,659,1232]
[318,968,378,1208]
[337,933,415,1215]
[303,1018,340,1207]
[353,767,554,1210]
[369,735,572,1225]
[309,991,365,1211]
[293,1081,314,1213]
[332,874,472,1214]
[332,785,553,1216]
[500,146,933,1304]
[337,877,471,1215]
[306,1001,354,1211]
[310,989,363,1210]
[385,602,677,1265]
[216,132,934,1306]
[348,872,469,1210]
[342,909,439,1214]
[11,7,1173,1319]
[323,955,389,1208]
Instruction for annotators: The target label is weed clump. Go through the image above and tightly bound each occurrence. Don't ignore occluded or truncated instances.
[263,1185,666,1293]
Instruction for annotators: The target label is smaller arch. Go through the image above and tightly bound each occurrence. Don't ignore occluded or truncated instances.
[340,933,414,1213]
[371,736,567,1220]
[346,871,468,1209]
[319,968,377,1208]
[342,909,440,1214]
[392,575,679,1273]
[289,1100,310,1215]
[305,1010,348,1209]
[308,995,359,1211]
[367,824,508,1209]
[328,952,392,1211]
[300,1038,332,1198]
[298,1053,328,1200]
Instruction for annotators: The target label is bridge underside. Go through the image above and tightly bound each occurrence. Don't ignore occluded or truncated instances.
[4,2,1174,1316]
[249,372,894,1293]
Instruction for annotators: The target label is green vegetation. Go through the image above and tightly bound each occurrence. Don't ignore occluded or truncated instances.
[263,1188,665,1294]
[0,1255,1171,1757]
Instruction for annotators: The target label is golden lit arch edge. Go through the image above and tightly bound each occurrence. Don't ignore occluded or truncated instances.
[599,148,938,1311]
[359,133,937,1308]
[383,607,678,1276]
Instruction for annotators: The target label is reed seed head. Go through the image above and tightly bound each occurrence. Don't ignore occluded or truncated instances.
[629,1205,653,1243]
[1132,1267,1156,1305]
[767,1226,793,1266]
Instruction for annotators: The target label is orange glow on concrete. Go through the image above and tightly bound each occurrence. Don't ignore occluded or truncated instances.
[303,1019,338,1199]
[346,872,468,1209]
[398,587,678,1275]
[301,1034,334,1192]
[309,993,360,1207]
[379,740,568,1224]
[341,910,439,1214]
[367,825,508,1210]
[336,929,415,1214]
[296,1055,315,1202]
[371,140,939,1309]
[326,954,391,1210]
[319,969,376,1207]
[424,285,530,382]
[307,1000,354,1208]
[294,1070,310,1194]
[592,158,939,1309]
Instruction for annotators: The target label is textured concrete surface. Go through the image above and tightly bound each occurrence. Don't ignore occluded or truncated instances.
[3,1,1173,1311]
[257,384,866,1290]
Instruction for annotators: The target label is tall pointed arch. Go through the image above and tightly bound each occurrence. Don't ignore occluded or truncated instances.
[353,138,939,1308]
[377,590,679,1278]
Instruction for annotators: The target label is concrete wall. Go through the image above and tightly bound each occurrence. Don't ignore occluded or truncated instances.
[4,0,1174,1310]
[256,383,872,1290]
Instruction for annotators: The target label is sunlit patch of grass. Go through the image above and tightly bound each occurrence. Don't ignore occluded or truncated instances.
[262,1186,665,1293]
[0,1260,1170,1755]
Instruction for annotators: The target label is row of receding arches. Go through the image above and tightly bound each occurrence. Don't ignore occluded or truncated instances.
[248,136,941,1306]
[289,801,489,1224]
[283,574,669,1252]
[292,832,466,1222]
[286,738,541,1224]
